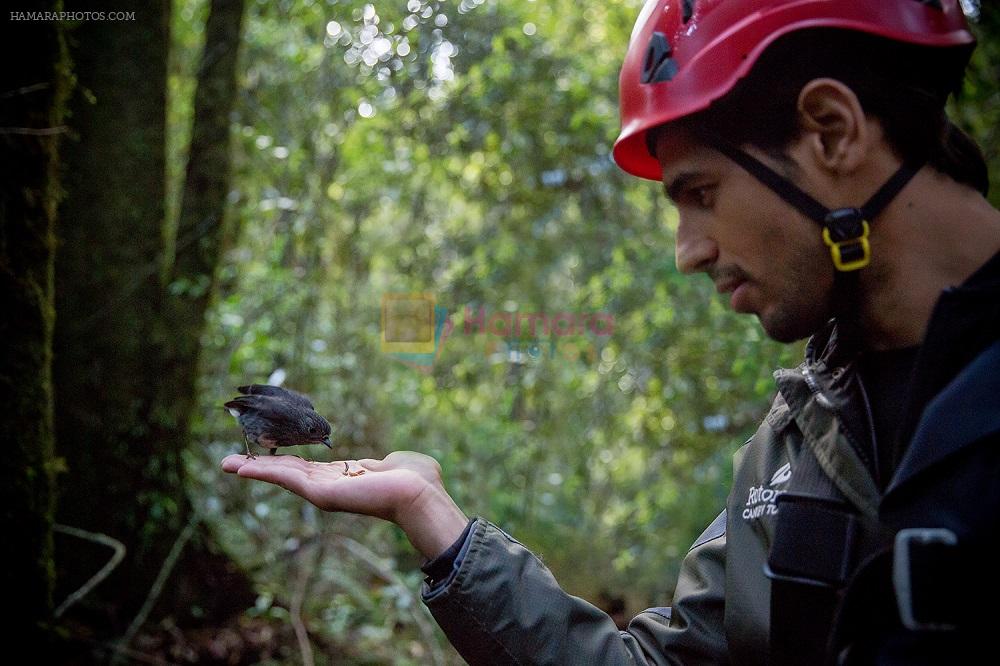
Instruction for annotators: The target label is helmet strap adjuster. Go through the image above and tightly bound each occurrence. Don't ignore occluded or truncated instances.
[704,135,922,273]
[822,209,870,272]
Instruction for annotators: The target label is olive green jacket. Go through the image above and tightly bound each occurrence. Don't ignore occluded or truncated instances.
[422,326,860,665]
[422,251,1000,664]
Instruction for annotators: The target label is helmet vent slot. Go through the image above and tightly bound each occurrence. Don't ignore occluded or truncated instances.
[641,32,679,83]
[682,0,695,23]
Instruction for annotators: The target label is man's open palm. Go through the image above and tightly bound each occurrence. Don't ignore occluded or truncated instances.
[221,451,467,558]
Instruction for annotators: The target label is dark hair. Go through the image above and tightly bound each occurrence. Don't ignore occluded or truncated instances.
[681,28,988,195]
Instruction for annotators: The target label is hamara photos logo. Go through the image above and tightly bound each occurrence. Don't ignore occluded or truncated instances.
[380,293,453,372]
[380,293,614,373]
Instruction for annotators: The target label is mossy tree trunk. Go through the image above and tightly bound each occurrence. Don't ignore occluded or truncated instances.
[153,0,254,627]
[0,1,72,648]
[54,0,175,630]
[157,0,247,503]
[53,0,251,647]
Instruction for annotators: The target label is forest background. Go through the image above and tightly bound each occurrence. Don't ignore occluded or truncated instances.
[2,0,996,664]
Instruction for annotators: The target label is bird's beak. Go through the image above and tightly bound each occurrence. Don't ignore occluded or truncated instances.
[322,436,333,448]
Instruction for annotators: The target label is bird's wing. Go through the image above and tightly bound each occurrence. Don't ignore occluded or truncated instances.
[225,394,310,421]
[236,384,315,410]
[224,396,254,415]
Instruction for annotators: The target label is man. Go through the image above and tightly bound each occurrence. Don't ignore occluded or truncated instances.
[223,1,1000,663]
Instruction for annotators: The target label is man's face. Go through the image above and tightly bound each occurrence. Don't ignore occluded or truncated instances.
[654,130,835,343]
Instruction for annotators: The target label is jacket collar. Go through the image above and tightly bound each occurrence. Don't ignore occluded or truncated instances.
[774,323,881,517]
[888,249,1000,494]
[897,249,1000,447]
[772,250,1000,511]
[887,340,1000,495]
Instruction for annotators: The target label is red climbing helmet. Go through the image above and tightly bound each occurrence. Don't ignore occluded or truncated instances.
[613,0,975,181]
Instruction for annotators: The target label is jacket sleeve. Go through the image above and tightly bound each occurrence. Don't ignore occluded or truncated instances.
[422,515,729,665]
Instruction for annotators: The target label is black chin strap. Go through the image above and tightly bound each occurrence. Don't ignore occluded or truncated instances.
[706,138,923,273]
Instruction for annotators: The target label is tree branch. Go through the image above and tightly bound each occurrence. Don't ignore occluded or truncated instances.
[112,515,199,664]
[0,125,68,135]
[53,524,127,618]
[333,534,447,666]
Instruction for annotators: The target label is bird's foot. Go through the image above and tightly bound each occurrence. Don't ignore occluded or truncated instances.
[243,434,257,459]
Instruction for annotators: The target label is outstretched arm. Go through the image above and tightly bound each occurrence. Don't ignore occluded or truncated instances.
[220,451,469,559]
[221,452,730,665]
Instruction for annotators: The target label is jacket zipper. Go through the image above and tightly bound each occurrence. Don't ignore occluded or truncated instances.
[801,364,877,480]
[801,365,833,409]
[854,372,881,489]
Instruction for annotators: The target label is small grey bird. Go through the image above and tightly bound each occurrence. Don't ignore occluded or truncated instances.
[224,384,332,459]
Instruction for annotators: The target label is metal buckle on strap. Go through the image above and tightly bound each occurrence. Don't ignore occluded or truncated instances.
[893,528,958,631]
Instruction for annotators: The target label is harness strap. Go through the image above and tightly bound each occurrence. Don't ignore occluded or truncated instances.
[829,530,994,664]
[766,443,859,666]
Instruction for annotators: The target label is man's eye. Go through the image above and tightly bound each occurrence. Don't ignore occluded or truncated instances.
[687,185,714,208]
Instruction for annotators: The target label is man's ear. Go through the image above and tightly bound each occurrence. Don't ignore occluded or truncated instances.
[796,78,871,174]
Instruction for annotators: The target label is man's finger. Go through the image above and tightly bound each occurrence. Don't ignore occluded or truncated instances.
[235,459,312,495]
[222,453,314,473]
[221,454,251,473]
[357,457,385,471]
[360,451,427,471]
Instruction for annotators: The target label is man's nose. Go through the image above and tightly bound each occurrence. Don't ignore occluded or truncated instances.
[674,215,718,274]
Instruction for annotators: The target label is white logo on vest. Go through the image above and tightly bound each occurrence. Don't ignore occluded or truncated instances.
[742,462,792,521]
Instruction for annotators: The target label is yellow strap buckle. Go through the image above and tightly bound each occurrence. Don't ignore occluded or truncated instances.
[823,220,870,272]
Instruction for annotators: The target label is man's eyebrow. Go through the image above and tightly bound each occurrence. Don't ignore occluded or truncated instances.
[663,171,698,203]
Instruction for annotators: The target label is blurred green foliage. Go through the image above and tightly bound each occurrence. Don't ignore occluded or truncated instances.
[172,0,994,663]
[951,1,1000,203]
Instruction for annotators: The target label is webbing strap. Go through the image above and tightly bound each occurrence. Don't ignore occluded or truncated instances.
[706,136,923,273]
[859,161,922,223]
[770,577,841,665]
[706,138,921,227]
[767,444,858,666]
[709,140,829,223]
